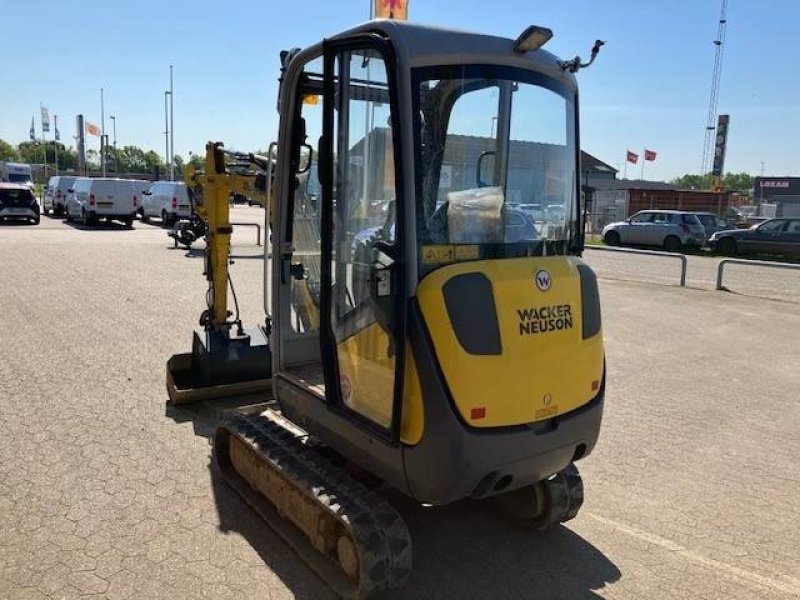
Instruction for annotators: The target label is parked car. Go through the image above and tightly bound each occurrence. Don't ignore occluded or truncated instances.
[545,204,566,222]
[602,210,706,252]
[709,218,800,258]
[690,211,729,241]
[0,183,40,224]
[43,175,77,216]
[518,203,544,222]
[504,208,538,243]
[65,178,136,227]
[139,181,191,227]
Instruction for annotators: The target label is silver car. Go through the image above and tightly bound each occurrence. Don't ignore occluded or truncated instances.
[602,210,706,252]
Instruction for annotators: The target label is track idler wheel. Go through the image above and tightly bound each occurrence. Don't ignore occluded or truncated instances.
[489,463,584,530]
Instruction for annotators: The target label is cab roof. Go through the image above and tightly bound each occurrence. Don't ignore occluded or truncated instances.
[329,20,577,88]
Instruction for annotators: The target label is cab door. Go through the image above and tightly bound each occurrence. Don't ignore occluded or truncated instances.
[320,36,406,440]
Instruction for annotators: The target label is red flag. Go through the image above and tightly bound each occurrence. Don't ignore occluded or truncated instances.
[645,149,657,161]
[375,0,408,19]
[86,121,101,137]
[626,151,639,164]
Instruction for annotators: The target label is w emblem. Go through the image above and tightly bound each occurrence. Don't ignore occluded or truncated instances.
[535,269,552,292]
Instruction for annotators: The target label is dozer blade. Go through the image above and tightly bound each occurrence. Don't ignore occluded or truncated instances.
[214,410,412,599]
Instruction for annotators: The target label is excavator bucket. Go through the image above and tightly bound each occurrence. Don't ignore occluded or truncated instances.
[166,327,272,404]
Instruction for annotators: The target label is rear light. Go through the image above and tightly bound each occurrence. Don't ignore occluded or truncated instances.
[89,194,96,207]
[470,407,486,420]
[133,195,138,207]
[171,197,177,209]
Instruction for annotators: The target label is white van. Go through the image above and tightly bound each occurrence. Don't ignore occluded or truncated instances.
[128,179,151,216]
[139,181,191,226]
[65,178,137,227]
[44,175,77,216]
[0,162,33,188]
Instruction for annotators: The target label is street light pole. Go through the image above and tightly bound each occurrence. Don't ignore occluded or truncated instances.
[169,65,174,181]
[101,87,106,177]
[163,91,171,180]
[110,115,118,174]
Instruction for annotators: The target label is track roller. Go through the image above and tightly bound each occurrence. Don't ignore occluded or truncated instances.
[488,463,584,530]
[214,410,411,599]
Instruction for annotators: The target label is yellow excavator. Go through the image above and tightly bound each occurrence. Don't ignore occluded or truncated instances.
[167,21,605,598]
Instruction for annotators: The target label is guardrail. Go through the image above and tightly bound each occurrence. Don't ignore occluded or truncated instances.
[716,258,800,290]
[585,245,687,287]
[231,222,262,246]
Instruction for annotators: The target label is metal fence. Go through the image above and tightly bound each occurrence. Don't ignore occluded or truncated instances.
[716,258,800,290]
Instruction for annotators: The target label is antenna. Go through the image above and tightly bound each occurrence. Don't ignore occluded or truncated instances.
[700,0,728,176]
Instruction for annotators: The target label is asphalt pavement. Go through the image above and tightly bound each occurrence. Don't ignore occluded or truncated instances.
[0,208,798,599]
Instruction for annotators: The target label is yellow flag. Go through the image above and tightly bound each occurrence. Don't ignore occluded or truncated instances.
[375,0,408,20]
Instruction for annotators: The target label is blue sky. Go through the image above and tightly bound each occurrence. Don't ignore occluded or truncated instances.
[1,0,798,181]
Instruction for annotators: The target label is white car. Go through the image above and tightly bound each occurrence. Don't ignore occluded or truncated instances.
[0,183,40,224]
[602,210,706,252]
[139,181,191,227]
[65,178,138,227]
[43,175,77,216]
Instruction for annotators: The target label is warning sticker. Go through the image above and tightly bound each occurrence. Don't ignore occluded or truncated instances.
[421,245,479,264]
[454,245,479,260]
[422,245,454,264]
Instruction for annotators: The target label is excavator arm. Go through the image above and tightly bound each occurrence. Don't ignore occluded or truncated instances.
[184,142,271,331]
[165,142,273,404]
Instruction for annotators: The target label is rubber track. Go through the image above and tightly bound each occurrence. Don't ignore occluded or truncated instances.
[215,412,412,599]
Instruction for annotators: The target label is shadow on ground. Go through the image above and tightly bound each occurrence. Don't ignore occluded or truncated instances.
[63,218,135,231]
[179,247,265,260]
[167,398,621,599]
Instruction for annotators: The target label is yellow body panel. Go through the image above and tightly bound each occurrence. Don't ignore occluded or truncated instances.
[336,323,424,445]
[417,256,603,428]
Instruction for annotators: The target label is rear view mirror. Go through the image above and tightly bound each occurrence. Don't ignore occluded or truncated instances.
[476,150,496,187]
[298,144,313,174]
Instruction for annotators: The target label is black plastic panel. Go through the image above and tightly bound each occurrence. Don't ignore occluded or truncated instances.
[442,272,502,355]
[576,264,601,339]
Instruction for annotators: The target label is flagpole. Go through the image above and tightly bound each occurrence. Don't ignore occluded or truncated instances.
[640,147,645,180]
[623,150,628,180]
[39,103,47,178]
[101,87,106,177]
[54,115,59,175]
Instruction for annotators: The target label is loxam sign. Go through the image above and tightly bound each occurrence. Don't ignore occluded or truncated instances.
[754,177,800,196]
[761,180,789,188]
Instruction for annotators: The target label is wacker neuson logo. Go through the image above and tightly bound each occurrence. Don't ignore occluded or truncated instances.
[517,304,573,335]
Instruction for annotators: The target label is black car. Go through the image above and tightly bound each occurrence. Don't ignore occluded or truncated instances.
[709,218,800,258]
[0,183,40,225]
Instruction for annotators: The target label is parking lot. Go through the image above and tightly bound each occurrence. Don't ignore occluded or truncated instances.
[1,208,799,599]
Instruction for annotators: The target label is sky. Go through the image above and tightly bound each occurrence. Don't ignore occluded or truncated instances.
[1,0,799,181]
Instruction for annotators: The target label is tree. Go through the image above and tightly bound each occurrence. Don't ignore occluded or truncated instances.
[671,172,754,192]
[186,152,204,170]
[16,141,77,170]
[0,139,20,161]
[172,153,185,175]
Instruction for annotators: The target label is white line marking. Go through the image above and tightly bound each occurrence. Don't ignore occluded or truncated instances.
[586,512,800,596]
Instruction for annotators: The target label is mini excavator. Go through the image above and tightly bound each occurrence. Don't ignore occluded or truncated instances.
[167,21,605,598]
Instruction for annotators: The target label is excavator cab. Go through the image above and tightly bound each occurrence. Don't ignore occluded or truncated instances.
[176,21,605,598]
[267,19,603,499]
